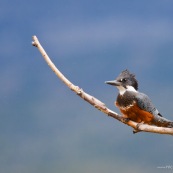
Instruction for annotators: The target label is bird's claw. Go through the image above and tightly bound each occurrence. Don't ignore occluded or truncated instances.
[133,121,144,134]
[122,118,130,123]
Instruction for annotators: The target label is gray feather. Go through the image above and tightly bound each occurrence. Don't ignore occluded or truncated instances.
[135,92,162,117]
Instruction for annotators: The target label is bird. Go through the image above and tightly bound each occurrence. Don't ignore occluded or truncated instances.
[105,69,173,128]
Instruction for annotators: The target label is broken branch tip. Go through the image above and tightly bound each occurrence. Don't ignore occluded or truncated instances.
[32,41,37,47]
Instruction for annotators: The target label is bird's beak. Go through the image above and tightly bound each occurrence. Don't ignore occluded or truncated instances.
[105,80,121,86]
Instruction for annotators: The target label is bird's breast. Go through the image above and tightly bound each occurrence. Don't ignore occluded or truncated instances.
[115,94,154,124]
[116,92,136,108]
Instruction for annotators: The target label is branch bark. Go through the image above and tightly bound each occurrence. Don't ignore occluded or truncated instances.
[32,35,173,135]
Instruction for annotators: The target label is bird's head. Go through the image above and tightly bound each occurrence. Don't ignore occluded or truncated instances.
[105,69,138,95]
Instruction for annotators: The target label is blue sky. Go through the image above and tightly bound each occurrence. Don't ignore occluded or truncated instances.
[1,0,173,173]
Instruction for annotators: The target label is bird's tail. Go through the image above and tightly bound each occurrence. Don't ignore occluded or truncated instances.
[153,116,173,128]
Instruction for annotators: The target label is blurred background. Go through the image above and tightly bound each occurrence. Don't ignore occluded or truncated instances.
[1,0,173,172]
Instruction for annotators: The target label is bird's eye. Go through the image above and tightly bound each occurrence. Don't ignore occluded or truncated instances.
[120,78,127,82]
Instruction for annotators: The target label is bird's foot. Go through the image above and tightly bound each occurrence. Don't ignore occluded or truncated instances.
[133,121,144,134]
[136,121,144,129]
[122,117,130,123]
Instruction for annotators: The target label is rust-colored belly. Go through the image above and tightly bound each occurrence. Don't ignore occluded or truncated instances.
[116,102,154,124]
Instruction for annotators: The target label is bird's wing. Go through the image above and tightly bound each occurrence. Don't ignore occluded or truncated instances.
[135,92,162,117]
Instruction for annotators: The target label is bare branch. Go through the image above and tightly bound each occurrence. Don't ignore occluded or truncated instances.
[32,35,173,135]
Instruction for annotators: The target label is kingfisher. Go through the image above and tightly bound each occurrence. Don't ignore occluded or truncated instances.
[105,69,173,128]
